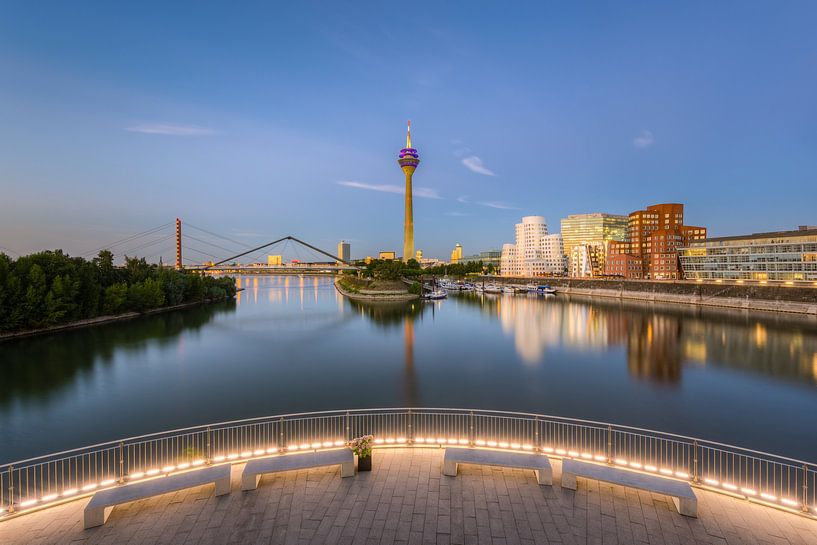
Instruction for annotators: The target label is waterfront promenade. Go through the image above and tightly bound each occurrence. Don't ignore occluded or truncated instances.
[2,448,815,545]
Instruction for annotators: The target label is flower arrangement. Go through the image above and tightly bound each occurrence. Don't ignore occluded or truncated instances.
[347,435,374,458]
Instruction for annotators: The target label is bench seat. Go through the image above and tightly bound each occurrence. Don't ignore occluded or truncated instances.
[84,464,231,528]
[442,447,552,485]
[241,449,354,491]
[561,459,697,517]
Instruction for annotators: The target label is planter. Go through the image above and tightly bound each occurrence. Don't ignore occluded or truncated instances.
[357,454,372,472]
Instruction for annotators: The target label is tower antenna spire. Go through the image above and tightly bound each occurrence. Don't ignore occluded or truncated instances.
[406,120,412,148]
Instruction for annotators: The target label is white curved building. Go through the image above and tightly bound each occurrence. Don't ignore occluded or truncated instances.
[500,216,566,277]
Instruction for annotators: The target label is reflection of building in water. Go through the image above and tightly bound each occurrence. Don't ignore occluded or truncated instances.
[680,319,817,382]
[626,314,683,383]
[498,296,611,364]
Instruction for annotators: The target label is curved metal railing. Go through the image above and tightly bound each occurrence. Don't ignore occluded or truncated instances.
[1,408,815,518]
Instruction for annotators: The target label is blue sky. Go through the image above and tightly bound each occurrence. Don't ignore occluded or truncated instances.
[1,1,816,261]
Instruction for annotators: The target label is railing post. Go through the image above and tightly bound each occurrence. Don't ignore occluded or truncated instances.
[7,465,14,514]
[407,409,413,444]
[279,418,285,452]
[469,411,474,447]
[534,416,540,453]
[692,441,699,483]
[206,427,212,464]
[803,464,809,513]
[119,442,125,484]
[607,425,613,465]
[345,411,350,441]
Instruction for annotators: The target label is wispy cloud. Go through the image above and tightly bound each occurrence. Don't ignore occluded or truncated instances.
[457,194,517,210]
[477,201,519,210]
[461,155,496,176]
[337,181,441,199]
[633,130,654,149]
[126,123,216,136]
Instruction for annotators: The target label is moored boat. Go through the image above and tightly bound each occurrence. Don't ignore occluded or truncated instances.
[423,289,448,300]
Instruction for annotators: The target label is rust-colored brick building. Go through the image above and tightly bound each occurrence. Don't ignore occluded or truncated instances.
[605,203,706,279]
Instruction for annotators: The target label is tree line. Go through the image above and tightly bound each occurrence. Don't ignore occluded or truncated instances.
[0,250,237,333]
[357,258,496,280]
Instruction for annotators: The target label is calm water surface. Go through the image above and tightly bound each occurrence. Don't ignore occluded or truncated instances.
[2,275,816,464]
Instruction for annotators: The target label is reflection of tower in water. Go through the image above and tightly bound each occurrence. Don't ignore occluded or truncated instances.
[403,318,417,405]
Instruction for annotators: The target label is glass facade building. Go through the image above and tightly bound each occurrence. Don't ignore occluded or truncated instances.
[679,228,817,281]
[560,213,628,277]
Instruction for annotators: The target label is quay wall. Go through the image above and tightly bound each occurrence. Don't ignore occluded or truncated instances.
[482,277,817,315]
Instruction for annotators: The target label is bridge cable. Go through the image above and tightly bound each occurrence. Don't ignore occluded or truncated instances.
[205,236,354,268]
[82,222,173,257]
[183,234,243,255]
[184,223,249,249]
[119,234,176,257]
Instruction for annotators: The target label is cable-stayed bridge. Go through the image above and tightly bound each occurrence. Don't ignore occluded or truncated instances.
[82,219,358,273]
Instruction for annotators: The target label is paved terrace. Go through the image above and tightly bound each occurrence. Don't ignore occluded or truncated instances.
[1,448,816,545]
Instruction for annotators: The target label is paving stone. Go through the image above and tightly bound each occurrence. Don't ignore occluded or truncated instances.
[2,448,817,545]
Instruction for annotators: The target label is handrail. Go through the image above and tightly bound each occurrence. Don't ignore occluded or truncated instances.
[3,407,812,469]
[1,407,815,518]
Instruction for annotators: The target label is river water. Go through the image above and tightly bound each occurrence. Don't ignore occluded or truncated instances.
[1,275,816,464]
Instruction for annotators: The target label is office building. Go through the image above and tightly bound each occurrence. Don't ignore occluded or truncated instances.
[267,255,282,266]
[450,243,463,264]
[461,250,501,269]
[679,226,817,281]
[378,251,397,261]
[337,240,350,264]
[500,216,566,277]
[606,203,706,279]
[560,213,628,277]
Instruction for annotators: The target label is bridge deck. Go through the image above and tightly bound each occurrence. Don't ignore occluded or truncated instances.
[1,448,815,544]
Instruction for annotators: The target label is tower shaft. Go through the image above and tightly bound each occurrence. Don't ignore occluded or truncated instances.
[403,170,414,262]
[175,218,182,270]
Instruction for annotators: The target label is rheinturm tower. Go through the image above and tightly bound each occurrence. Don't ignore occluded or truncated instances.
[398,121,420,262]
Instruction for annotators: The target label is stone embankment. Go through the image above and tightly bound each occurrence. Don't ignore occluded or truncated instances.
[334,276,419,302]
[483,277,817,315]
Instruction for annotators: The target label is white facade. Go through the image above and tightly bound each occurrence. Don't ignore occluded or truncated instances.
[500,216,566,277]
[569,244,599,278]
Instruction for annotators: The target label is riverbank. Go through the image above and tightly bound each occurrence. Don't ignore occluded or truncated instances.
[0,296,235,342]
[483,276,817,315]
[334,276,419,302]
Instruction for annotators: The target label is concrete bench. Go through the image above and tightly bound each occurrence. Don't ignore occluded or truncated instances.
[241,449,354,491]
[561,459,697,517]
[84,465,231,529]
[442,447,552,485]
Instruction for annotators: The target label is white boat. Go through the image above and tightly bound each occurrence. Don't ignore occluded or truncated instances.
[526,284,557,295]
[439,279,461,291]
[501,286,515,294]
[423,289,447,300]
[482,283,502,294]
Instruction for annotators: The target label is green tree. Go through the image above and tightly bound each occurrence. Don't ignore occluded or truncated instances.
[103,283,129,314]
[24,264,48,328]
